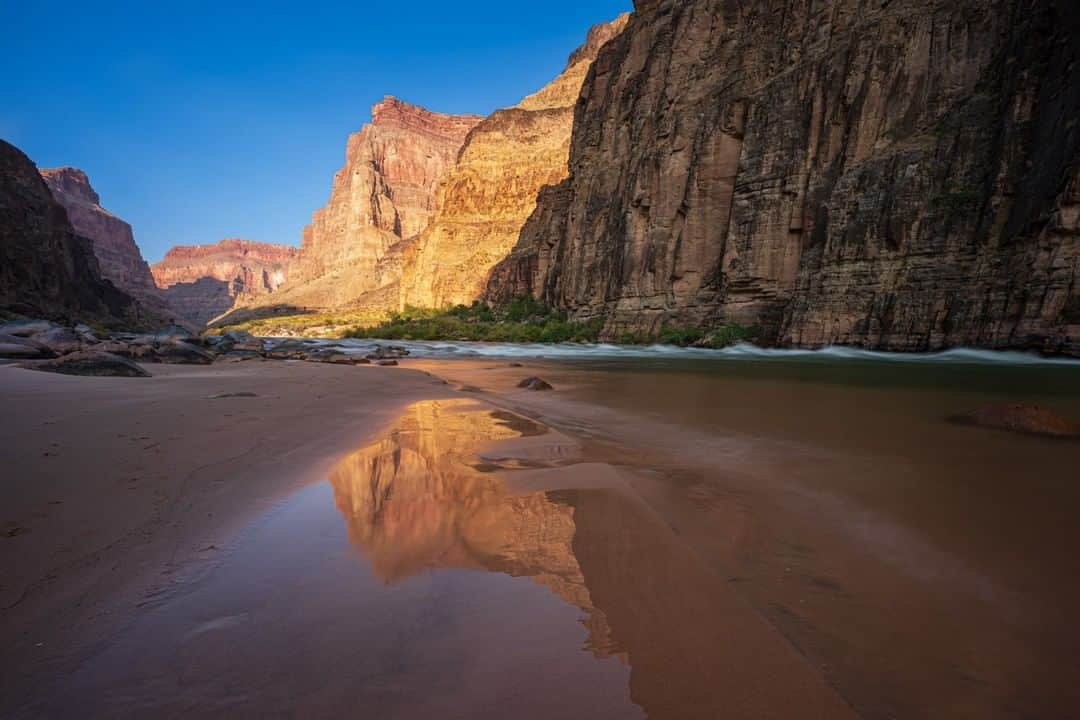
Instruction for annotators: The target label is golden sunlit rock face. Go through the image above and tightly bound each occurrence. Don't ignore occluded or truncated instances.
[240,99,484,314]
[399,15,630,309]
[328,400,609,646]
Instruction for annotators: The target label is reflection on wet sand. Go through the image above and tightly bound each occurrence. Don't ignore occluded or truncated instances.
[329,400,612,650]
[329,400,855,720]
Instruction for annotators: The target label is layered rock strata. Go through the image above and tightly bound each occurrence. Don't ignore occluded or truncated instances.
[39,167,159,301]
[489,0,1080,355]
[400,15,630,309]
[244,98,484,313]
[0,140,145,326]
[151,239,296,326]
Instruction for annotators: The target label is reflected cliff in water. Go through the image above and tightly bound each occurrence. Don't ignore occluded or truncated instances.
[327,400,854,720]
[328,400,615,654]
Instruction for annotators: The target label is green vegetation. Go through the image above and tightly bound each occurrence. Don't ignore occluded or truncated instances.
[346,298,604,344]
[346,295,754,349]
[624,323,752,349]
[212,310,389,338]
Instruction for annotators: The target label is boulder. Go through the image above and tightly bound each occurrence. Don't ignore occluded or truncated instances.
[365,344,411,361]
[73,323,99,343]
[308,349,363,365]
[0,319,58,338]
[265,339,309,360]
[20,351,151,377]
[34,327,84,355]
[153,341,215,365]
[97,341,158,361]
[0,333,55,359]
[954,404,1079,439]
[216,350,264,363]
[517,377,553,391]
[154,325,200,343]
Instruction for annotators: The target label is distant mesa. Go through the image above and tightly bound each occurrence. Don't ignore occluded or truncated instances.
[151,239,297,327]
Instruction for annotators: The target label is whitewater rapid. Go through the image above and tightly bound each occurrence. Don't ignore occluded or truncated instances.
[298,338,1080,366]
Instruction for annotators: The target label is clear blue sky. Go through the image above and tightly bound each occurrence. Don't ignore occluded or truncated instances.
[2,1,631,263]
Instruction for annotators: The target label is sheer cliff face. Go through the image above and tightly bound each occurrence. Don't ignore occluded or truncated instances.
[264,98,483,311]
[1,141,141,324]
[151,239,296,325]
[40,167,160,301]
[490,0,1080,355]
[399,15,630,309]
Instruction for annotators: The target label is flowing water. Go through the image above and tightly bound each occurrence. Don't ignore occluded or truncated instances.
[36,348,1080,719]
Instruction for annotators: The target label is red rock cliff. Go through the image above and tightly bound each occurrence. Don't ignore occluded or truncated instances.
[248,98,484,313]
[40,167,159,302]
[152,239,296,325]
[400,15,629,308]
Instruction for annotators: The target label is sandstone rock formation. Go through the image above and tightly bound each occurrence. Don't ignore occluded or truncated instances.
[243,98,483,314]
[400,15,629,309]
[489,0,1080,356]
[151,239,296,325]
[40,167,160,303]
[0,140,146,326]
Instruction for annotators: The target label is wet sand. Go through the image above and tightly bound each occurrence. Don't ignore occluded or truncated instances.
[0,361,455,714]
[2,354,1079,718]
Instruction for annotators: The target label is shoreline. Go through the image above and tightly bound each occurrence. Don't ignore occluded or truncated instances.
[2,354,1079,717]
[0,361,455,712]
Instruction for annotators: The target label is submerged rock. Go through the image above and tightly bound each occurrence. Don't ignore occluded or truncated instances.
[517,377,553,391]
[954,404,1079,439]
[22,351,151,377]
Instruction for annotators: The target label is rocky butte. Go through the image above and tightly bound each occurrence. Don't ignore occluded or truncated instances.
[238,98,484,315]
[151,239,297,326]
[400,14,630,309]
[39,168,159,301]
[0,140,144,325]
[489,0,1080,355]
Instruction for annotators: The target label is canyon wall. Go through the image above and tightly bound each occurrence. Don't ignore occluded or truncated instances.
[40,168,159,300]
[400,15,629,309]
[0,140,144,325]
[489,0,1080,355]
[151,239,296,326]
[245,98,484,314]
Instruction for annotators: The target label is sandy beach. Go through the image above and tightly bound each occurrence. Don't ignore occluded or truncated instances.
[2,354,1079,719]
[0,361,456,711]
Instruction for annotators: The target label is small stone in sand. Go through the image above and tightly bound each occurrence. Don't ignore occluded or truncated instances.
[517,376,553,391]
